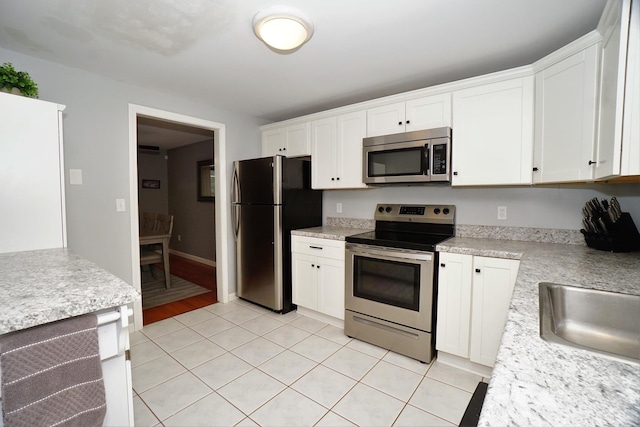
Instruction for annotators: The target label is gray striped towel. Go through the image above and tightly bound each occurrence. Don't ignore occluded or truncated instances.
[0,314,106,427]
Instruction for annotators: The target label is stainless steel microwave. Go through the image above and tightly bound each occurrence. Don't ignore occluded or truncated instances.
[363,127,451,184]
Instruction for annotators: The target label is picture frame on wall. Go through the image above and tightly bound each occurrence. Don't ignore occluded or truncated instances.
[142,179,161,189]
[197,159,215,202]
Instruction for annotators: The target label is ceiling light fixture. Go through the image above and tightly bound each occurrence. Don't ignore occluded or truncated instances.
[253,6,314,53]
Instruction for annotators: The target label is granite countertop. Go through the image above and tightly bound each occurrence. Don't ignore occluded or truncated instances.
[291,225,371,241]
[436,237,640,426]
[0,248,141,335]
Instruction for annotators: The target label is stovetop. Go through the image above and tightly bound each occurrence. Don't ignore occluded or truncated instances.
[345,203,456,252]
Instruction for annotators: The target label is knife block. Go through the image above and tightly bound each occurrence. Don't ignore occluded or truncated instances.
[584,212,640,252]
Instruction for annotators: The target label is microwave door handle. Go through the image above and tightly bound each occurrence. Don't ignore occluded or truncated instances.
[423,143,430,175]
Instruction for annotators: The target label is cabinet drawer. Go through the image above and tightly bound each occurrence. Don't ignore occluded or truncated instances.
[292,236,345,260]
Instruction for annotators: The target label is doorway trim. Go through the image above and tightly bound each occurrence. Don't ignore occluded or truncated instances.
[128,104,229,331]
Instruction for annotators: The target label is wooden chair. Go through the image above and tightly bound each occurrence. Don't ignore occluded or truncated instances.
[140,214,174,286]
[141,212,157,232]
[154,214,174,235]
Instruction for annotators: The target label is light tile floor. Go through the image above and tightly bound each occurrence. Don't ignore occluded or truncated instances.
[131,300,483,426]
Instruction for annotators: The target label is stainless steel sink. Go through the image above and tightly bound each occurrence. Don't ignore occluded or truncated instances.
[539,282,640,364]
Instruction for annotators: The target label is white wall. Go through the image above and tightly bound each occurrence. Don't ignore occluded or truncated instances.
[0,47,266,296]
[324,183,640,230]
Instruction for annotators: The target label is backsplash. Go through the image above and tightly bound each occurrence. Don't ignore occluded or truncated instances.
[326,217,375,229]
[455,225,584,245]
[327,216,584,245]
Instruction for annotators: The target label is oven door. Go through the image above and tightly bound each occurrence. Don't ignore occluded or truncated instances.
[345,243,434,332]
[363,140,431,184]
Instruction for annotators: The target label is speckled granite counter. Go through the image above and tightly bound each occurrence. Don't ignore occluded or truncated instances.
[291,225,371,241]
[436,237,640,426]
[0,248,140,334]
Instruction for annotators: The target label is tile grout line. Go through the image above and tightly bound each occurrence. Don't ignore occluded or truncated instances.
[134,303,478,426]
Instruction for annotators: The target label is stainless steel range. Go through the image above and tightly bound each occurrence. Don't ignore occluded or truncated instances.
[345,204,455,363]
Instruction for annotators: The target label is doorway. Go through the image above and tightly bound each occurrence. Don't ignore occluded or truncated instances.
[128,104,229,331]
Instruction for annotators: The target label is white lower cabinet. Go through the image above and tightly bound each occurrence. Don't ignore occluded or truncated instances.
[436,253,520,368]
[291,236,345,320]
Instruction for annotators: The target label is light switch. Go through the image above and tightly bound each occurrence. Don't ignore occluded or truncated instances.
[69,169,83,185]
[336,203,343,213]
[116,199,126,212]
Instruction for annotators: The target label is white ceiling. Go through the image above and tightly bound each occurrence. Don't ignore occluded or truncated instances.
[1,0,607,124]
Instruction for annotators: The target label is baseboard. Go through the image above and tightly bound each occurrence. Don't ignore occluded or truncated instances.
[437,351,493,378]
[169,249,216,267]
[296,307,344,329]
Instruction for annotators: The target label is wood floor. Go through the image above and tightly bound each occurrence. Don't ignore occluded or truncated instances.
[143,254,217,325]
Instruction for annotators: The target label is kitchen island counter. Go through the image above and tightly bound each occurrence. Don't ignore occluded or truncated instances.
[436,237,640,426]
[0,248,140,334]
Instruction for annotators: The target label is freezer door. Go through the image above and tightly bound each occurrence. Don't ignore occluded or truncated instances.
[233,156,282,205]
[236,204,283,310]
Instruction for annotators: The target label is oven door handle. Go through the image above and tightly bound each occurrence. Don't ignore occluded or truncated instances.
[346,245,433,262]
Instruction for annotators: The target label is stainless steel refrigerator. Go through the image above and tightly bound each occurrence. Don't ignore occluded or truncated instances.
[231,155,322,313]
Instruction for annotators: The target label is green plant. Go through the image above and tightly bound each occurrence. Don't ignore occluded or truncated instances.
[0,62,38,98]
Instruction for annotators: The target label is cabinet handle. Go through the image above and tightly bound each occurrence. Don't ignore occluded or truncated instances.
[283,147,286,151]
[331,177,335,181]
[440,263,445,267]
[309,245,323,250]
[532,167,539,172]
[336,177,340,180]
[588,160,596,165]
[398,121,403,125]
[453,171,458,176]
[317,265,320,269]
[406,120,410,124]
[311,264,315,267]
[475,268,481,273]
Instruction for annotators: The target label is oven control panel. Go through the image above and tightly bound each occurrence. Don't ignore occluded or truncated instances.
[374,204,455,224]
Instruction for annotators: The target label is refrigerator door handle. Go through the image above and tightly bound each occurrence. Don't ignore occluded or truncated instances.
[232,205,240,241]
[231,163,241,204]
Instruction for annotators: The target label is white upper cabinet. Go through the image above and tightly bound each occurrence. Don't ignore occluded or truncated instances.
[533,43,600,183]
[312,111,368,189]
[0,93,66,254]
[594,0,632,179]
[262,122,311,157]
[366,93,452,137]
[621,0,640,176]
[451,76,534,186]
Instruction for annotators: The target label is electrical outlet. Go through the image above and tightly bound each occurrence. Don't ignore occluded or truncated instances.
[497,206,507,220]
[116,199,126,212]
[336,203,343,213]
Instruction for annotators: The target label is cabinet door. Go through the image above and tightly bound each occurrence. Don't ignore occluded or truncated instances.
[534,45,599,183]
[292,252,318,310]
[435,253,473,358]
[311,116,338,189]
[469,257,520,367]
[262,128,285,157]
[595,0,632,179]
[367,102,406,137]
[285,122,311,157]
[452,77,534,186]
[0,93,66,254]
[405,94,452,132]
[621,0,640,176]
[335,110,367,188]
[317,257,345,320]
